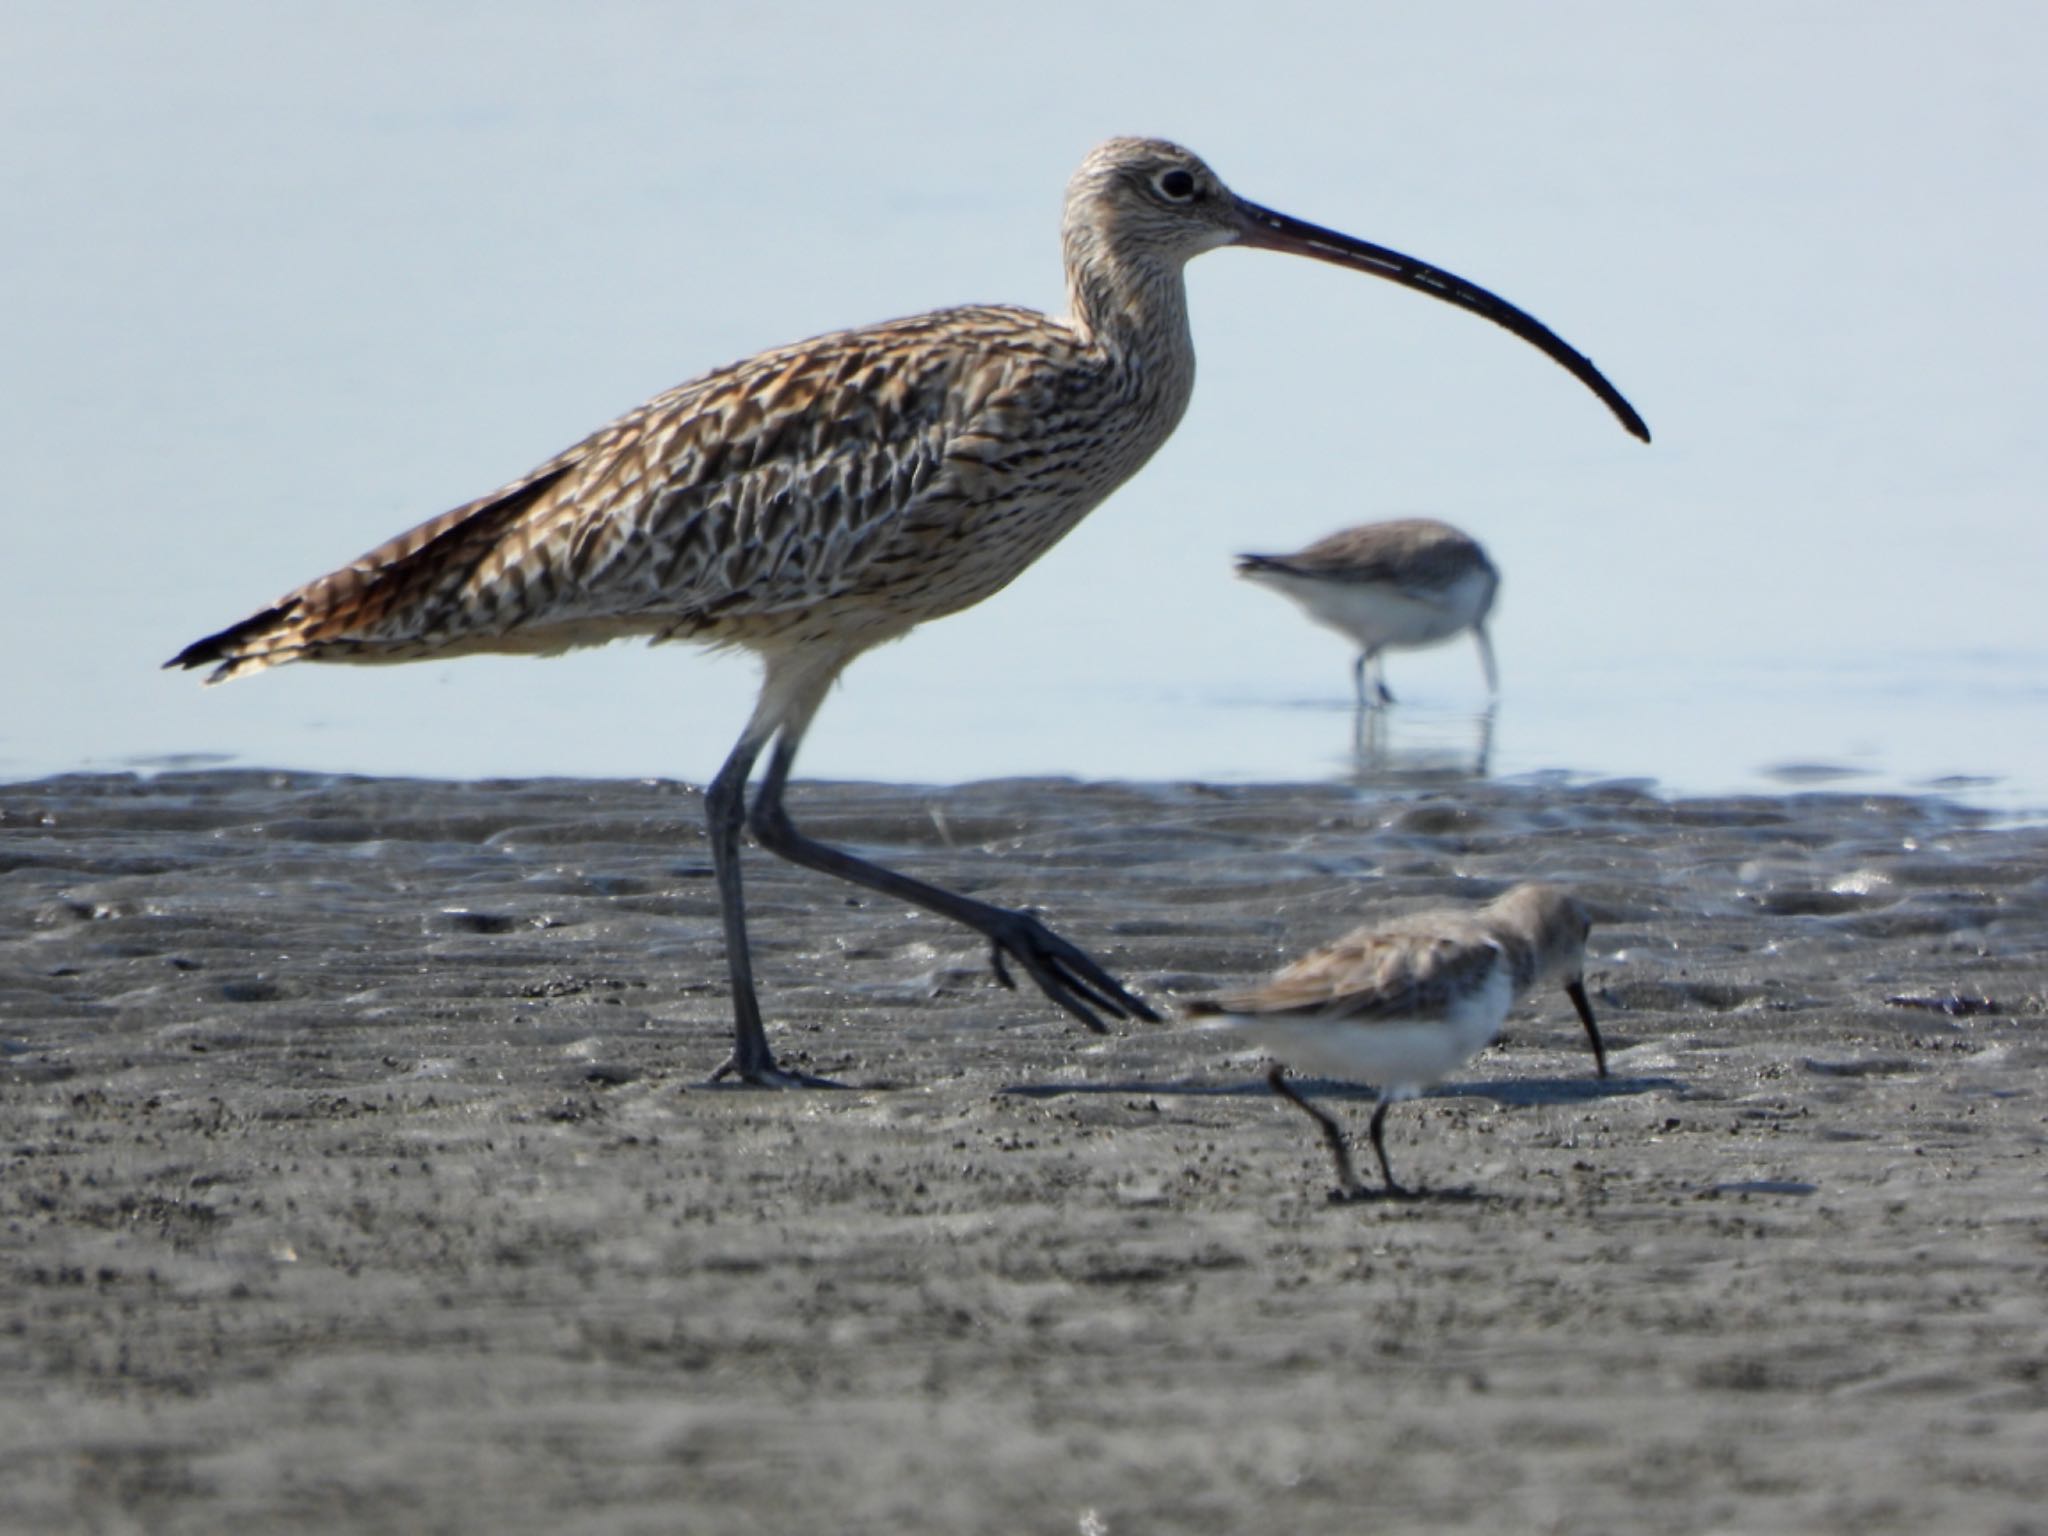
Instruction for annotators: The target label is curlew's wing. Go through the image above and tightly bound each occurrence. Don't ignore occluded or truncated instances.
[1196,917,1500,1024]
[168,305,1084,682]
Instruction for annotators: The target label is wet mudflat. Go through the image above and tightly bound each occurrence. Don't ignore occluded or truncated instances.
[2,770,2045,1534]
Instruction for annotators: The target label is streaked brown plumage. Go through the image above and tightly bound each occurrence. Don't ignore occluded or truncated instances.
[169,137,1648,1087]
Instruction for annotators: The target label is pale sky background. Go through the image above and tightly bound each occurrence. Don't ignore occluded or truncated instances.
[5,2,2044,807]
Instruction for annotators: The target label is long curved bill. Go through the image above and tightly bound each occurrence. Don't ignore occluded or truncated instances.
[1566,977,1609,1079]
[1233,198,1651,443]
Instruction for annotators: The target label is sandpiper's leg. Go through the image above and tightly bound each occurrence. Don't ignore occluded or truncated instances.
[748,729,1155,1033]
[1366,1098,1415,1198]
[1567,978,1608,1078]
[1351,650,1370,710]
[1474,621,1499,695]
[1364,648,1395,707]
[1472,702,1497,777]
[1266,1064,1364,1197]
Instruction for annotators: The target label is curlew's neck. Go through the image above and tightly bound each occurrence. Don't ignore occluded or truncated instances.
[1061,221,1199,432]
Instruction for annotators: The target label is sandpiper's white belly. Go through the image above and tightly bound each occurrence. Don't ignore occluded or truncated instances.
[1206,961,1512,1094]
[1265,563,1495,652]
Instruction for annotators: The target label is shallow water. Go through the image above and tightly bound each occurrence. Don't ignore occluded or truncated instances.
[6,6,2046,814]
[4,767,2035,1135]
[4,767,2025,1067]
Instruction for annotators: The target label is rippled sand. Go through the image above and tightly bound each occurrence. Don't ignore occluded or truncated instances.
[4,770,2046,1533]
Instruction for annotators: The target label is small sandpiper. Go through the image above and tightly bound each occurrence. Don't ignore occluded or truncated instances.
[1184,882,1604,1198]
[1236,518,1499,707]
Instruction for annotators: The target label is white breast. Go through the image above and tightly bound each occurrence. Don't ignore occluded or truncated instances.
[1206,958,1512,1096]
[1256,563,1495,652]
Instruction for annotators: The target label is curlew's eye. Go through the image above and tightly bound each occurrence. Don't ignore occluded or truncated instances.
[1155,168,1197,201]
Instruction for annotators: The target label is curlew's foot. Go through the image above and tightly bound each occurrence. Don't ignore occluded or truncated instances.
[980,908,1159,1033]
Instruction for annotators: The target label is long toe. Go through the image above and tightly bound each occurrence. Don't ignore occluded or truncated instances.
[985,908,1155,1030]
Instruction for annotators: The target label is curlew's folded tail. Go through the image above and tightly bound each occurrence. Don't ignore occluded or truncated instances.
[163,461,586,684]
[164,601,310,684]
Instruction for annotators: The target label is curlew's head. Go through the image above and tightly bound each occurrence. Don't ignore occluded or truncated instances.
[1064,137,1650,442]
[1064,138,1249,266]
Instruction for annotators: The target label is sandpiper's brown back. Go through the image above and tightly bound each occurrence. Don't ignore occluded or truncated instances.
[1252,518,1495,592]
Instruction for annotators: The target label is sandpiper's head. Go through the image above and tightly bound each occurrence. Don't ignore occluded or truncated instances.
[1487,883,1592,977]
[1485,882,1608,1078]
[1063,137,1650,442]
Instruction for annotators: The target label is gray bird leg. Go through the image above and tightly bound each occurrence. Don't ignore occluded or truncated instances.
[705,726,842,1088]
[748,727,1156,1032]
[1266,1064,1365,1198]
[1474,622,1499,695]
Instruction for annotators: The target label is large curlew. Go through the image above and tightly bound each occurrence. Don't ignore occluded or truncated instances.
[169,137,1648,1087]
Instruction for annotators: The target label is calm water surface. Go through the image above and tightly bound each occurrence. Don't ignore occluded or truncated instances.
[6,4,2044,814]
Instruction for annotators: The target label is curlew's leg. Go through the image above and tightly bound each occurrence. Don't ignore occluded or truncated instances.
[1265,1064,1364,1198]
[701,654,858,1088]
[747,723,1157,1034]
[703,725,842,1088]
[1474,621,1499,695]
